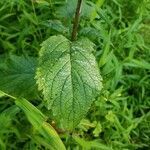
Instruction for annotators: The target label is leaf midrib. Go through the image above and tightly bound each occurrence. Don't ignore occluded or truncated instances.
[68,42,76,127]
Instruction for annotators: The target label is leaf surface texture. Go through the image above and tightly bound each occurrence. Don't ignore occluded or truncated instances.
[0,55,37,98]
[36,35,102,129]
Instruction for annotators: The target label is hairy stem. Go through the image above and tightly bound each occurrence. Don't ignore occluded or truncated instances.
[71,0,83,41]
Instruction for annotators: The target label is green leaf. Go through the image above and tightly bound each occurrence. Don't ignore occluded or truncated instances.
[93,122,102,137]
[45,20,69,34]
[15,98,66,150]
[73,135,112,150]
[0,91,5,98]
[56,0,96,20]
[124,59,150,70]
[0,55,38,99]
[36,35,102,129]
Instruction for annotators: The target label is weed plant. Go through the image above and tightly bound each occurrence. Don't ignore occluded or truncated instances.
[0,0,150,149]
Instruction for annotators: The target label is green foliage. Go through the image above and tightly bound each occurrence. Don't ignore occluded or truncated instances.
[73,135,112,150]
[36,35,102,129]
[0,0,150,149]
[0,55,37,99]
[15,98,66,150]
[0,105,20,150]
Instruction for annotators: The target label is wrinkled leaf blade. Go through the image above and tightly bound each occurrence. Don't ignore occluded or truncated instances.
[36,35,102,129]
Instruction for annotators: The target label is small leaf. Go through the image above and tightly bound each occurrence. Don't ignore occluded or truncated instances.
[93,122,102,137]
[0,55,38,99]
[45,20,68,34]
[36,35,102,129]
[73,135,112,150]
[105,111,115,123]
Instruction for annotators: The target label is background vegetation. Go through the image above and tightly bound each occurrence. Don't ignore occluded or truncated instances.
[0,0,150,149]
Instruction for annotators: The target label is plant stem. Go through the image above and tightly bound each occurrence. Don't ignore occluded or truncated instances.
[71,0,83,41]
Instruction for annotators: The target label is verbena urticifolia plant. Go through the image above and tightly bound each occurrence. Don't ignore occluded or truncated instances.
[0,0,102,149]
[36,0,102,130]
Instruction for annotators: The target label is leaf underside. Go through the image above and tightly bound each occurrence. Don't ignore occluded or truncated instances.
[36,35,102,129]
